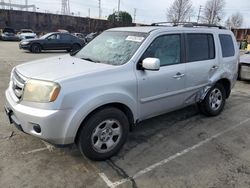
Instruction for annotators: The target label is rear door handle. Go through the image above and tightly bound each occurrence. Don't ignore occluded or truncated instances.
[173,72,185,79]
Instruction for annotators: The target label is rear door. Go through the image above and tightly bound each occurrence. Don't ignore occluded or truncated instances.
[60,33,73,49]
[184,32,217,105]
[136,33,186,120]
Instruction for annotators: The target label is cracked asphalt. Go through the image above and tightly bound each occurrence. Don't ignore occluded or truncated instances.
[1,41,250,188]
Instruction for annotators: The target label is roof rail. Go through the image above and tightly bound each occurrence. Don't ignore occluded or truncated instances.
[151,22,227,29]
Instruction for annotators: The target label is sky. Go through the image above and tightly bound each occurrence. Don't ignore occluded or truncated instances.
[9,0,250,27]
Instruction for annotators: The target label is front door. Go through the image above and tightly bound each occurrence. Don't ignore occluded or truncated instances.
[136,34,186,120]
[44,34,63,50]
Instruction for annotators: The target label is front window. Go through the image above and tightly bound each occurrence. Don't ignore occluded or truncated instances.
[21,30,33,33]
[75,31,147,65]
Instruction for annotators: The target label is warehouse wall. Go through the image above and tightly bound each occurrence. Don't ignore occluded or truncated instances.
[0,9,134,33]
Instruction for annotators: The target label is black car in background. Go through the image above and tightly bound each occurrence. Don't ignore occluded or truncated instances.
[85,32,99,43]
[0,27,19,41]
[19,32,85,53]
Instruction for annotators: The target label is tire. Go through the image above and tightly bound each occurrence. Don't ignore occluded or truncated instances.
[77,107,129,161]
[71,44,81,53]
[31,44,41,53]
[198,83,226,116]
[67,49,72,53]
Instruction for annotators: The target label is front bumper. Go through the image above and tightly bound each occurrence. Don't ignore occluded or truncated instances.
[19,43,31,50]
[240,63,250,80]
[5,89,75,145]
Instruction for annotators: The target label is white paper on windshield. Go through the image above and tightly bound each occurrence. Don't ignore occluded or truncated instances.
[126,36,144,42]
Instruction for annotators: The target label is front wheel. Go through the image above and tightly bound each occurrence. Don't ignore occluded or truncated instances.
[77,107,129,161]
[198,83,226,116]
[30,44,41,53]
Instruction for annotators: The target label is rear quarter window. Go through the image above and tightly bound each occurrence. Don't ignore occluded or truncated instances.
[219,34,235,57]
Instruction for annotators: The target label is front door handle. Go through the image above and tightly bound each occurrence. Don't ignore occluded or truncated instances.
[211,65,219,71]
[173,72,185,79]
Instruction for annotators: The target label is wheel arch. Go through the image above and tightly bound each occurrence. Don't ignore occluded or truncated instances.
[216,78,231,98]
[74,102,135,144]
[30,42,43,50]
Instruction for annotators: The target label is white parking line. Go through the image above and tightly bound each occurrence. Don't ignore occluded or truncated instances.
[21,147,48,155]
[99,173,115,188]
[99,117,250,188]
[21,141,55,155]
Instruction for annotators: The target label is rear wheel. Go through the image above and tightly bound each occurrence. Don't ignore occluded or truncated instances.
[198,83,226,116]
[30,44,41,53]
[77,107,129,161]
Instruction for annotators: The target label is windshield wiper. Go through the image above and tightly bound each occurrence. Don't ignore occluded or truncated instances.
[81,57,101,63]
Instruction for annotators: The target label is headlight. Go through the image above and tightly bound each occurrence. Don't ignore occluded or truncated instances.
[23,79,61,103]
[21,41,29,45]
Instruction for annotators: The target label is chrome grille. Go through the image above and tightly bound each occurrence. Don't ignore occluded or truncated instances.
[12,70,26,100]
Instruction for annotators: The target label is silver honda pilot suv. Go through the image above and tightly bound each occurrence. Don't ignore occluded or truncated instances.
[5,23,239,160]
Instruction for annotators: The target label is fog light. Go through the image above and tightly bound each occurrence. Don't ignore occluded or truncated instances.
[33,124,41,133]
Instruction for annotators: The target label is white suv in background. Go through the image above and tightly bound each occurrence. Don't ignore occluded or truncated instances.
[5,23,239,160]
[18,29,37,40]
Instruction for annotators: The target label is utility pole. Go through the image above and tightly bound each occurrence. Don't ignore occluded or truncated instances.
[61,0,70,15]
[88,8,90,18]
[133,8,137,23]
[1,0,5,9]
[8,0,11,9]
[98,0,101,19]
[210,0,215,24]
[197,5,202,23]
[117,0,120,21]
[25,0,28,11]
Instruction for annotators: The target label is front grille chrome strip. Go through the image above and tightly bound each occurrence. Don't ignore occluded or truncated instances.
[12,69,26,100]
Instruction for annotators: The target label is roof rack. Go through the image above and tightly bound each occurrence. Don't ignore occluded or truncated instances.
[151,22,227,29]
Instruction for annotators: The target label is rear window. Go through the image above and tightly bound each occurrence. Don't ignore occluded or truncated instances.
[3,28,15,33]
[186,33,215,62]
[219,34,235,57]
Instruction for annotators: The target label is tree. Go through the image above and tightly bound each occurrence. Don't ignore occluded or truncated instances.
[225,12,243,29]
[202,0,225,24]
[166,0,194,23]
[230,12,243,28]
[108,11,132,24]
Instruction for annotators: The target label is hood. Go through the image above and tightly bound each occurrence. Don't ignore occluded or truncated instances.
[16,55,115,82]
[240,54,250,64]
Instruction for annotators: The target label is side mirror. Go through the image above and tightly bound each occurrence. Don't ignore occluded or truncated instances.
[142,58,160,71]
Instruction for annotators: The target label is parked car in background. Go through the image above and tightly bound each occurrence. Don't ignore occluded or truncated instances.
[85,32,98,43]
[19,32,85,53]
[0,27,19,41]
[72,33,86,41]
[57,29,69,33]
[238,51,250,81]
[18,29,37,40]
